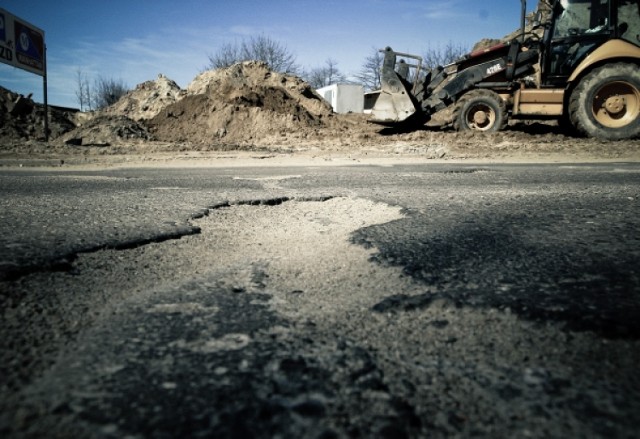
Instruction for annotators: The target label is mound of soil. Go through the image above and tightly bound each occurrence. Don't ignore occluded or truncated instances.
[53,75,180,147]
[147,61,333,145]
[100,74,185,121]
[186,61,331,116]
[59,115,152,147]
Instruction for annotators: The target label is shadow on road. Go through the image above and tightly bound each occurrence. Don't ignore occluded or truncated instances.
[352,207,640,340]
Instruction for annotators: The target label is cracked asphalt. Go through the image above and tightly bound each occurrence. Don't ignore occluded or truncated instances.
[1,158,640,438]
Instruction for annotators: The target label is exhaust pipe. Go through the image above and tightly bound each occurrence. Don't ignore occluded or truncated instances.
[521,0,527,42]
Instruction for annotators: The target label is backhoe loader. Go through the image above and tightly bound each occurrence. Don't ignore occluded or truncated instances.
[370,0,640,140]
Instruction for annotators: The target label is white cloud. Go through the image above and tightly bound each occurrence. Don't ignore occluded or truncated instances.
[393,0,472,21]
[421,1,466,19]
[229,25,259,36]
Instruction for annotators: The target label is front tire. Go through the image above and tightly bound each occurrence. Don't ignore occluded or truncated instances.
[453,89,508,132]
[569,63,640,140]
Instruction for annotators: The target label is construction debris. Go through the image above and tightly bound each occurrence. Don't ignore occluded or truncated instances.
[59,115,151,147]
[0,86,75,143]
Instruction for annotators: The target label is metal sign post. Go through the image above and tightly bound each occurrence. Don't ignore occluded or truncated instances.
[43,44,48,141]
[0,8,48,141]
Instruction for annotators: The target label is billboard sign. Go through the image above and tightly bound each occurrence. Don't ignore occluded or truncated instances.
[0,8,45,76]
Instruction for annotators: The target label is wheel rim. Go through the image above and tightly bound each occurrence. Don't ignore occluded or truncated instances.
[592,81,640,129]
[465,103,496,131]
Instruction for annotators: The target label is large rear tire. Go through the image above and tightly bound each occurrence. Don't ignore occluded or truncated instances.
[453,89,508,132]
[569,63,640,140]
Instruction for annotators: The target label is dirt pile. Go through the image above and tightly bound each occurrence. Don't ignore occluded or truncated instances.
[50,62,337,148]
[59,115,151,147]
[147,61,334,145]
[0,86,75,143]
[100,74,185,121]
[52,74,181,147]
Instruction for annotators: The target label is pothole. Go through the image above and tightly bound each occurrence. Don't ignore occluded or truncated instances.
[189,196,423,319]
[1,196,422,394]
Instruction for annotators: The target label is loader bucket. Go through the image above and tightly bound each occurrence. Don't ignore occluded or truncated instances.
[369,47,419,124]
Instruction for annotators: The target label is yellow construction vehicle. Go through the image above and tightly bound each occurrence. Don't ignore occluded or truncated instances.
[370,0,640,140]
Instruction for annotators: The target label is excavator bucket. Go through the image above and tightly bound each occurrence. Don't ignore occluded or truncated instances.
[369,48,420,124]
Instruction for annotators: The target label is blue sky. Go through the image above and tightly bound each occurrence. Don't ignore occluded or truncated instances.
[0,1,535,108]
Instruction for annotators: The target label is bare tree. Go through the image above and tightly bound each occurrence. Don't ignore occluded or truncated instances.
[242,35,299,73]
[422,41,468,69]
[305,58,347,88]
[74,69,92,111]
[207,41,242,70]
[92,76,129,109]
[324,58,346,86]
[355,47,384,91]
[354,42,467,91]
[85,78,93,111]
[207,34,299,74]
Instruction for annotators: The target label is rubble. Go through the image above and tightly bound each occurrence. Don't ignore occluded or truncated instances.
[49,74,181,148]
[59,115,151,147]
[0,86,75,143]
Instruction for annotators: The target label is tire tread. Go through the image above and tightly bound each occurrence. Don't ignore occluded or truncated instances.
[452,89,508,132]
[568,62,640,141]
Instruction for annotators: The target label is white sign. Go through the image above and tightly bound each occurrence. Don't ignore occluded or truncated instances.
[0,7,45,76]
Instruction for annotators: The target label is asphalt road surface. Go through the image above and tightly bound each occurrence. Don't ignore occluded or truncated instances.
[1,159,639,438]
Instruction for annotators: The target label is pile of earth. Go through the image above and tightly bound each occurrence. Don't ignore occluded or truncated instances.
[146,61,335,145]
[59,115,152,147]
[52,61,339,148]
[99,74,185,121]
[56,74,183,147]
[0,86,75,143]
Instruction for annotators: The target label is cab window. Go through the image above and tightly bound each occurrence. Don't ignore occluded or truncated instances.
[617,0,640,45]
[553,0,610,38]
